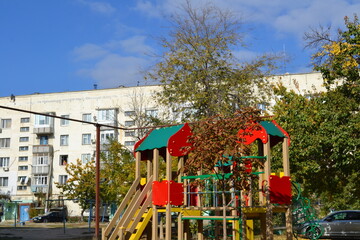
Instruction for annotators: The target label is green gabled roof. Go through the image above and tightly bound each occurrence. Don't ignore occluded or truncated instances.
[135,124,184,151]
[260,121,286,138]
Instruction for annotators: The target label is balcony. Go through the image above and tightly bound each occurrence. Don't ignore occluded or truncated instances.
[33,145,53,154]
[99,121,118,130]
[30,185,48,193]
[33,126,54,135]
[32,165,50,175]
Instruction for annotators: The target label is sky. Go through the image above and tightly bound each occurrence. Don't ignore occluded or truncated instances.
[1,0,359,98]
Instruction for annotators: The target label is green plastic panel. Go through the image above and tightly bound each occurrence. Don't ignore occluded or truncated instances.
[135,124,184,151]
[260,121,286,138]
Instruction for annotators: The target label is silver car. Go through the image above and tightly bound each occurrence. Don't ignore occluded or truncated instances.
[299,210,360,239]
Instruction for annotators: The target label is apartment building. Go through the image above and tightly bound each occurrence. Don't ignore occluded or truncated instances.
[0,72,325,219]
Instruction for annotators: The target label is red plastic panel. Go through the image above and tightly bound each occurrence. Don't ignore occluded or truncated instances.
[269,175,292,205]
[237,125,268,145]
[168,123,193,156]
[152,180,184,206]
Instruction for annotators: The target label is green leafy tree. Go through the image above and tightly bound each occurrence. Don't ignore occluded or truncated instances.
[147,1,280,120]
[273,85,360,213]
[56,159,96,219]
[56,141,135,219]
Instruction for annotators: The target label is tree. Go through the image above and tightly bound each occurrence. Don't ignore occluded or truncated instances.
[56,159,96,219]
[185,108,264,190]
[56,141,135,219]
[273,85,360,213]
[147,1,279,120]
[305,14,360,100]
[121,89,173,140]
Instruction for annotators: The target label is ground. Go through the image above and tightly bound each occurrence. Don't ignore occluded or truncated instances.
[0,221,106,240]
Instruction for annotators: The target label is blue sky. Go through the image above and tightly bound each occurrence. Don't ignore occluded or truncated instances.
[1,0,359,98]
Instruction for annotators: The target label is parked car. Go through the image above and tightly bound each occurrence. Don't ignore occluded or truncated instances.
[297,210,360,239]
[32,211,67,223]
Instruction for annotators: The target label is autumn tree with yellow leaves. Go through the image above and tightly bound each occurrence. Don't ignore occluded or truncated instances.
[56,141,135,219]
[305,14,360,99]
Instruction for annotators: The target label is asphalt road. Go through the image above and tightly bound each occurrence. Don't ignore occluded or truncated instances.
[0,222,101,240]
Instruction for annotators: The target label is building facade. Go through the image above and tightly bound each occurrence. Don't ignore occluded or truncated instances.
[0,72,325,218]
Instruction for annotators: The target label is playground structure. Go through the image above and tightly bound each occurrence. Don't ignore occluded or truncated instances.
[102,120,295,240]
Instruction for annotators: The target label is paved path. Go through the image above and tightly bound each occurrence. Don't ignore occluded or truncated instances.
[0,227,95,240]
[0,222,103,240]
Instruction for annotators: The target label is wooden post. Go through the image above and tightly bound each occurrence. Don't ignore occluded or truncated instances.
[165,149,172,240]
[136,151,141,180]
[282,138,290,177]
[178,156,184,240]
[147,159,152,182]
[197,168,204,240]
[264,136,273,240]
[152,149,159,240]
[257,140,265,206]
[283,138,293,240]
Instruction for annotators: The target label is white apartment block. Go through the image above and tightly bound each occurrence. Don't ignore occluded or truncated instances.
[0,72,325,219]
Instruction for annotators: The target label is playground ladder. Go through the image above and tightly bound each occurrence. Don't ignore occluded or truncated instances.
[102,175,153,240]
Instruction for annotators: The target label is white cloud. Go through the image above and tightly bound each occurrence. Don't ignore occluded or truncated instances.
[73,36,153,87]
[77,0,116,15]
[106,36,154,55]
[134,0,360,40]
[73,43,109,61]
[77,54,149,87]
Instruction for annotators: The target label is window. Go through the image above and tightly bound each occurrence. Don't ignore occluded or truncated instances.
[19,156,28,162]
[60,135,69,146]
[257,103,268,111]
[100,130,115,144]
[59,155,68,165]
[20,127,30,132]
[82,134,91,145]
[146,109,158,118]
[81,154,92,164]
[40,135,48,145]
[1,119,11,129]
[125,120,135,127]
[19,137,29,142]
[34,155,48,165]
[0,138,10,148]
[18,165,28,171]
[60,115,69,126]
[19,146,29,151]
[34,175,47,185]
[0,157,10,167]
[0,177,9,187]
[18,176,27,184]
[97,109,116,122]
[125,141,135,146]
[82,113,92,122]
[17,186,27,190]
[124,111,135,117]
[125,130,135,137]
[35,114,53,126]
[20,117,30,123]
[58,175,68,185]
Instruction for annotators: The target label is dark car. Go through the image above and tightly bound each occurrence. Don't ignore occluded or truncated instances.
[298,210,360,239]
[32,211,67,223]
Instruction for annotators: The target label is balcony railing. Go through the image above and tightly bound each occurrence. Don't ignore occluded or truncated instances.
[30,185,48,193]
[33,145,53,154]
[33,126,54,134]
[32,165,50,175]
